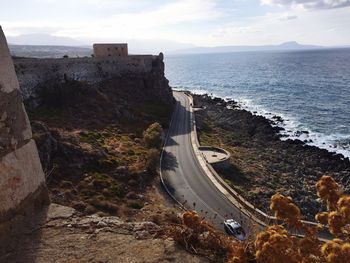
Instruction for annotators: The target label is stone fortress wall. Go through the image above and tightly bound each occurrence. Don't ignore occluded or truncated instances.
[14,54,163,102]
[0,26,48,225]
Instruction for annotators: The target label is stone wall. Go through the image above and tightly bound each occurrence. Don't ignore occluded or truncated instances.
[93,43,128,58]
[0,26,48,224]
[14,54,162,105]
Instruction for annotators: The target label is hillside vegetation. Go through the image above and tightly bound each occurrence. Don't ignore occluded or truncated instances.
[27,76,175,222]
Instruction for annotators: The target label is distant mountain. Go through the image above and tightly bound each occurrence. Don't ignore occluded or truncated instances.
[8,41,193,58]
[9,40,345,59]
[8,34,84,46]
[172,41,325,55]
[9,45,92,58]
[7,33,195,55]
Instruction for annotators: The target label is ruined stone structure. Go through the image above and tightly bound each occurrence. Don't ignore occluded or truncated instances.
[0,26,48,225]
[93,43,128,58]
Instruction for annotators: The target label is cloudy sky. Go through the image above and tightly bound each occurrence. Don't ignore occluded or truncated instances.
[0,0,349,49]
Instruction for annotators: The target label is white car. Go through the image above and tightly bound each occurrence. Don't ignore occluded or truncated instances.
[224,219,246,241]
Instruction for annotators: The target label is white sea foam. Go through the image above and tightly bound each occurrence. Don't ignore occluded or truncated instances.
[172,86,350,159]
[232,97,350,159]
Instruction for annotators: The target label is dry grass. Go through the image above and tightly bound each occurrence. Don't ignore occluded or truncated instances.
[28,79,174,222]
[164,175,350,263]
[160,211,249,263]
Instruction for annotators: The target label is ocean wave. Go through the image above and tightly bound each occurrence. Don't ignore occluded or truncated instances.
[233,97,350,159]
[234,97,350,159]
[175,87,350,159]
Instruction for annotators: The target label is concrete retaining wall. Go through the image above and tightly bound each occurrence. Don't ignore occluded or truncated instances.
[187,92,332,239]
[198,146,231,169]
[0,26,48,224]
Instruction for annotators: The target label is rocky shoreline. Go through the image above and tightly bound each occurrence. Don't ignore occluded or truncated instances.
[193,93,350,221]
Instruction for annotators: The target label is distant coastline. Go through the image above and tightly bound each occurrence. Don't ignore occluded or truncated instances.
[8,41,350,58]
[171,41,350,55]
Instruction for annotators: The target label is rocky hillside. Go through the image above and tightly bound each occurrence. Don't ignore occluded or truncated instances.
[24,65,175,222]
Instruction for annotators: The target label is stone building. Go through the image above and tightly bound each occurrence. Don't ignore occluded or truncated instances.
[93,43,128,58]
[0,26,48,227]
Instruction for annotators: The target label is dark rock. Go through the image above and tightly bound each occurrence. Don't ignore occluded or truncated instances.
[31,121,58,171]
[272,115,284,123]
[285,139,305,145]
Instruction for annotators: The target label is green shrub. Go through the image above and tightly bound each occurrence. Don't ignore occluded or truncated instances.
[146,148,160,172]
[143,122,163,149]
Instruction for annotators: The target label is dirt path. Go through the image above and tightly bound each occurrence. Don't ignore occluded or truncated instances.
[0,203,208,263]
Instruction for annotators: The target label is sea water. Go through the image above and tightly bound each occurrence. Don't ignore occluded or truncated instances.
[165,49,350,159]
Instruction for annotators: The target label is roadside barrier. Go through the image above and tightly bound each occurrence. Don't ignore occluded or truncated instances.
[185,92,325,232]
[160,91,329,240]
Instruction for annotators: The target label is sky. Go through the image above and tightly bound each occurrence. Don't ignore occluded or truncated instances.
[0,0,350,51]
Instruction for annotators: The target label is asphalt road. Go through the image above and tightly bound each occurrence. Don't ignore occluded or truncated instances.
[161,91,256,232]
[160,91,333,241]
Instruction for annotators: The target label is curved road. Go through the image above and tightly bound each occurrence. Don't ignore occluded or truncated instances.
[161,91,333,241]
[161,91,256,232]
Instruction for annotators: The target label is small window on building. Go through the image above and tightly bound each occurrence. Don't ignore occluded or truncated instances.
[107,48,110,51]
[115,47,118,51]
[121,47,124,51]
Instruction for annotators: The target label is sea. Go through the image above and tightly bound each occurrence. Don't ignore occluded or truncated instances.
[164,48,350,159]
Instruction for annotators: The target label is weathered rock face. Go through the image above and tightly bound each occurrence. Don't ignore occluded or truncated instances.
[0,26,49,224]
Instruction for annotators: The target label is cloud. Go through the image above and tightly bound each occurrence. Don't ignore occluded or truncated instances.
[278,14,298,20]
[261,0,350,9]
[117,0,222,27]
[1,0,349,47]
[52,0,223,40]
[2,0,223,39]
[209,6,350,46]
[213,26,260,38]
